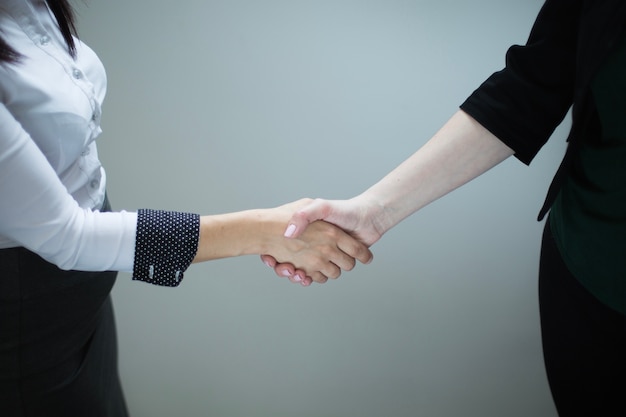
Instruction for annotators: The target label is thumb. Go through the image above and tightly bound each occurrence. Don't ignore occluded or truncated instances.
[283,199,332,238]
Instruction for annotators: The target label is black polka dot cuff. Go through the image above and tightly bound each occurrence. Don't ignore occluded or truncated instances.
[132,209,200,287]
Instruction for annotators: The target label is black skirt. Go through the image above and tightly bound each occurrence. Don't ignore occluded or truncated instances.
[0,198,129,417]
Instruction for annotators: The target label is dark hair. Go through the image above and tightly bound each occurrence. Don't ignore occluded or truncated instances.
[0,0,77,63]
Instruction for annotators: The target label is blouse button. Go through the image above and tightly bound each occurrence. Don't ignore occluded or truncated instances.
[40,35,51,46]
[90,179,100,189]
[72,68,82,79]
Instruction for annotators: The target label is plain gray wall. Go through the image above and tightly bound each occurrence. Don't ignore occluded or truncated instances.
[76,1,567,416]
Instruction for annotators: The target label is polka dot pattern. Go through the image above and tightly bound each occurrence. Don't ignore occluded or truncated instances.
[132,209,200,287]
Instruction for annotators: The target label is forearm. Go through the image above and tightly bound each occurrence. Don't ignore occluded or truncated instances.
[193,209,280,262]
[195,201,372,284]
[358,110,514,234]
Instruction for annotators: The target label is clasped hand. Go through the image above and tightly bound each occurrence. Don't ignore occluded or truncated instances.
[261,197,383,286]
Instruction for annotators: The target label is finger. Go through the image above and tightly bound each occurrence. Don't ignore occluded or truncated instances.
[260,254,277,268]
[275,263,296,279]
[318,260,342,280]
[269,260,314,286]
[284,199,332,239]
[313,228,360,273]
[293,269,312,287]
[308,270,329,284]
[287,272,303,284]
[337,236,374,265]
[320,246,355,275]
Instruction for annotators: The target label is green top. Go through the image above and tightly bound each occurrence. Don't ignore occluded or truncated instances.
[549,32,626,316]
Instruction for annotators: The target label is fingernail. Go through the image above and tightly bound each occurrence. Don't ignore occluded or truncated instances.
[263,260,272,268]
[284,224,296,238]
[280,269,291,277]
[293,274,302,282]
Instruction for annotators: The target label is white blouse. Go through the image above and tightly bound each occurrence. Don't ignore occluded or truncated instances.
[0,0,137,271]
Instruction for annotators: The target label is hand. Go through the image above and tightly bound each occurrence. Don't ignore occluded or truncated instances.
[261,197,383,283]
[260,199,373,286]
[283,197,385,246]
[262,111,516,282]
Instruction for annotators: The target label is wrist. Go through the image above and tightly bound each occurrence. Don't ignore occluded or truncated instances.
[247,208,288,255]
[351,193,392,239]
[196,209,283,261]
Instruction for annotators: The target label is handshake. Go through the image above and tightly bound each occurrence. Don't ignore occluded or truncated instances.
[256,197,386,287]
[199,111,501,286]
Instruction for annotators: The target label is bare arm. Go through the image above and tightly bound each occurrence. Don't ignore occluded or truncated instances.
[193,199,373,285]
[263,110,513,276]
[345,109,515,243]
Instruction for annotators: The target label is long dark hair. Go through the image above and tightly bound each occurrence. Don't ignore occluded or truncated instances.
[1,0,77,63]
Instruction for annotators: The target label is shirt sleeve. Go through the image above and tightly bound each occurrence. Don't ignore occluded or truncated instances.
[1,103,200,284]
[132,209,200,287]
[459,0,582,165]
[0,102,137,271]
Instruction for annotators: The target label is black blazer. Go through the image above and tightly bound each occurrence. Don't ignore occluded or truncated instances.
[460,0,626,220]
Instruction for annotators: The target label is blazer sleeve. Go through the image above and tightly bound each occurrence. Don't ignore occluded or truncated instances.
[460,0,582,165]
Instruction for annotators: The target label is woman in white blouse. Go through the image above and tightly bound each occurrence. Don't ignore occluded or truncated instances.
[0,1,372,415]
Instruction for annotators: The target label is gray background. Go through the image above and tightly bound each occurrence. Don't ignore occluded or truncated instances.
[76,1,567,416]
